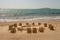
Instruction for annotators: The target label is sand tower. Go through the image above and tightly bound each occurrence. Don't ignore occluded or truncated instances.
[9,25,13,30]
[44,23,47,27]
[27,28,32,33]
[49,24,55,30]
[32,28,37,33]
[38,23,41,26]
[13,24,17,28]
[32,22,35,26]
[19,23,22,26]
[10,27,16,33]
[39,27,44,32]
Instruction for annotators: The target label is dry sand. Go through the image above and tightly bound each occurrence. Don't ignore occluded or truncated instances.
[0,19,60,40]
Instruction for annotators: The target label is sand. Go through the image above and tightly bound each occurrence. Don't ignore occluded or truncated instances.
[0,19,60,40]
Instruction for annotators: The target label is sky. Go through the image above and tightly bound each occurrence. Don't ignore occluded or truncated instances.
[0,0,60,9]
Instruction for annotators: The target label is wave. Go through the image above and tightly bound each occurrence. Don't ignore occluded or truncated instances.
[0,8,60,17]
[0,16,60,22]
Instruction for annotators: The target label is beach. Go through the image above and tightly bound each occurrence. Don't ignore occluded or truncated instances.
[0,19,60,40]
[0,0,60,40]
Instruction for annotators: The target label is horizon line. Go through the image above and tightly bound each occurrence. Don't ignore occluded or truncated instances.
[0,7,60,9]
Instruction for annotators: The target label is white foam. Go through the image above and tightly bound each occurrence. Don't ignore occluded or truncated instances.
[0,16,60,22]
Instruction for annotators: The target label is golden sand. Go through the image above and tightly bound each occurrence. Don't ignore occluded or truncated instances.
[0,19,60,40]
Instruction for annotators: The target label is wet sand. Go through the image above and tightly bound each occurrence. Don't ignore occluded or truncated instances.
[0,19,60,40]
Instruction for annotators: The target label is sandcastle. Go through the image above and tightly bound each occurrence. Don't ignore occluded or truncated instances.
[33,28,37,33]
[39,27,44,32]
[38,23,41,26]
[44,23,47,27]
[8,22,55,33]
[49,24,55,30]
[27,28,32,33]
[9,24,16,33]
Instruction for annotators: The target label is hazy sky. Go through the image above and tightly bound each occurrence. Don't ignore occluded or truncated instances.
[0,0,60,9]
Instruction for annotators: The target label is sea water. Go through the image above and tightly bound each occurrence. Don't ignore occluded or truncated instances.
[0,8,60,22]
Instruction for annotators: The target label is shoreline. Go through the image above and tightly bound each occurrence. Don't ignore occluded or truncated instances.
[0,19,60,26]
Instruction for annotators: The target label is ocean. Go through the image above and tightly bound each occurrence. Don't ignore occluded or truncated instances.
[0,8,60,22]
